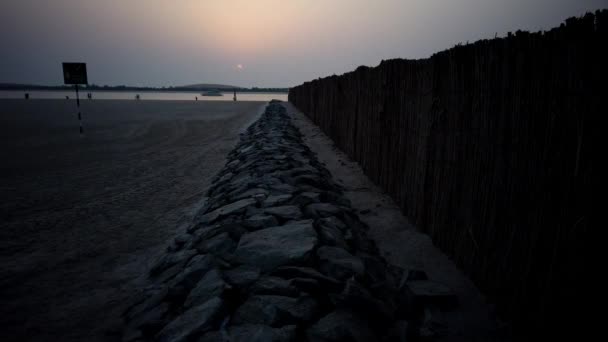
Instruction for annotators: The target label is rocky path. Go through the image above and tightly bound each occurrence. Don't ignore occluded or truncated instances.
[123,102,457,341]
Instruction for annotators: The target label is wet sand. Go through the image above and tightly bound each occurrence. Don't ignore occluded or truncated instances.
[0,99,264,341]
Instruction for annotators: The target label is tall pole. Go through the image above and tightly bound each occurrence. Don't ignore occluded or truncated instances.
[75,85,83,135]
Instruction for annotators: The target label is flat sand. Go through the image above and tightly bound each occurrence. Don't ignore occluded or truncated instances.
[0,99,264,341]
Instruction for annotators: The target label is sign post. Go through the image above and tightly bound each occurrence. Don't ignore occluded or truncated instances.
[62,62,88,136]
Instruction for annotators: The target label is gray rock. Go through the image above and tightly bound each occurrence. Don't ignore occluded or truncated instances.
[306,310,375,342]
[293,174,325,188]
[199,198,256,224]
[156,297,224,342]
[234,221,317,271]
[125,286,169,322]
[184,269,231,308]
[317,216,347,232]
[125,302,170,338]
[224,265,261,287]
[174,233,191,246]
[262,194,293,207]
[268,183,297,194]
[271,266,342,291]
[227,324,297,342]
[188,220,219,236]
[150,249,196,276]
[331,278,395,321]
[243,214,279,231]
[291,192,321,206]
[304,203,341,218]
[233,295,319,326]
[250,276,300,297]
[264,205,303,220]
[317,246,365,280]
[289,277,322,294]
[168,254,215,290]
[234,188,268,201]
[196,232,236,256]
[405,280,457,308]
[316,223,348,248]
[384,320,410,342]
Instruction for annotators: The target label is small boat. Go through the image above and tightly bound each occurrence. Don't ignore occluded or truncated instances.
[201,90,223,96]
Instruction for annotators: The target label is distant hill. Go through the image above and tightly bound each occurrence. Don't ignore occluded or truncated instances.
[0,83,289,93]
[177,83,243,90]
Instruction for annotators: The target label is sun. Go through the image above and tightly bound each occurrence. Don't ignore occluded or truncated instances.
[236,64,244,70]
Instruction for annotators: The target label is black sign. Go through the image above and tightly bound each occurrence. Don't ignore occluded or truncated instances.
[62,63,88,85]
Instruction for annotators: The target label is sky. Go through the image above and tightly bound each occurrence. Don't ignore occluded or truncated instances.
[0,0,604,88]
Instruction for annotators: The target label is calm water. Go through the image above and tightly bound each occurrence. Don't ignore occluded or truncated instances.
[0,90,288,102]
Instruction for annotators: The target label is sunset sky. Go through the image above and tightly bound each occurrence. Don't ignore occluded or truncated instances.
[0,0,604,87]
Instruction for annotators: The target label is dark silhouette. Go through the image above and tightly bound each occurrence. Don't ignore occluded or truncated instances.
[24,92,29,99]
[289,10,604,336]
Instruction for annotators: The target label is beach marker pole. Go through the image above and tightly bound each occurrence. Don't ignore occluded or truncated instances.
[62,62,88,136]
[75,85,83,136]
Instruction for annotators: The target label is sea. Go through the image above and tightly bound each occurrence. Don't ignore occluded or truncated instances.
[0,90,288,102]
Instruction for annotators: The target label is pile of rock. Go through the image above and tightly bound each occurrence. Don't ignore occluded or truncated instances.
[122,101,454,341]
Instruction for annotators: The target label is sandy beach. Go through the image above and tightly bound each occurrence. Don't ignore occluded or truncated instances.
[2,99,502,341]
[0,99,264,341]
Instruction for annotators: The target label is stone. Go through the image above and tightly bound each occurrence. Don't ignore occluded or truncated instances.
[125,286,169,322]
[271,266,342,291]
[317,246,365,280]
[234,188,269,201]
[268,183,297,194]
[125,302,170,337]
[404,269,428,282]
[187,221,222,236]
[289,277,322,294]
[227,160,240,169]
[316,223,348,249]
[233,295,319,326]
[262,194,293,207]
[290,192,321,206]
[331,278,394,322]
[405,280,457,308]
[174,233,191,246]
[306,310,375,342]
[293,174,326,188]
[317,216,346,232]
[264,205,303,220]
[224,265,261,287]
[242,214,279,231]
[384,320,410,342]
[234,221,317,271]
[184,269,231,308]
[304,203,342,218]
[150,249,196,276]
[227,324,297,342]
[250,276,300,297]
[199,198,256,224]
[196,232,236,256]
[168,254,215,290]
[156,297,224,342]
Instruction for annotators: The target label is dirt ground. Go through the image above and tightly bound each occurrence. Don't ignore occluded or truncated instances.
[0,99,264,341]
[286,103,507,341]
